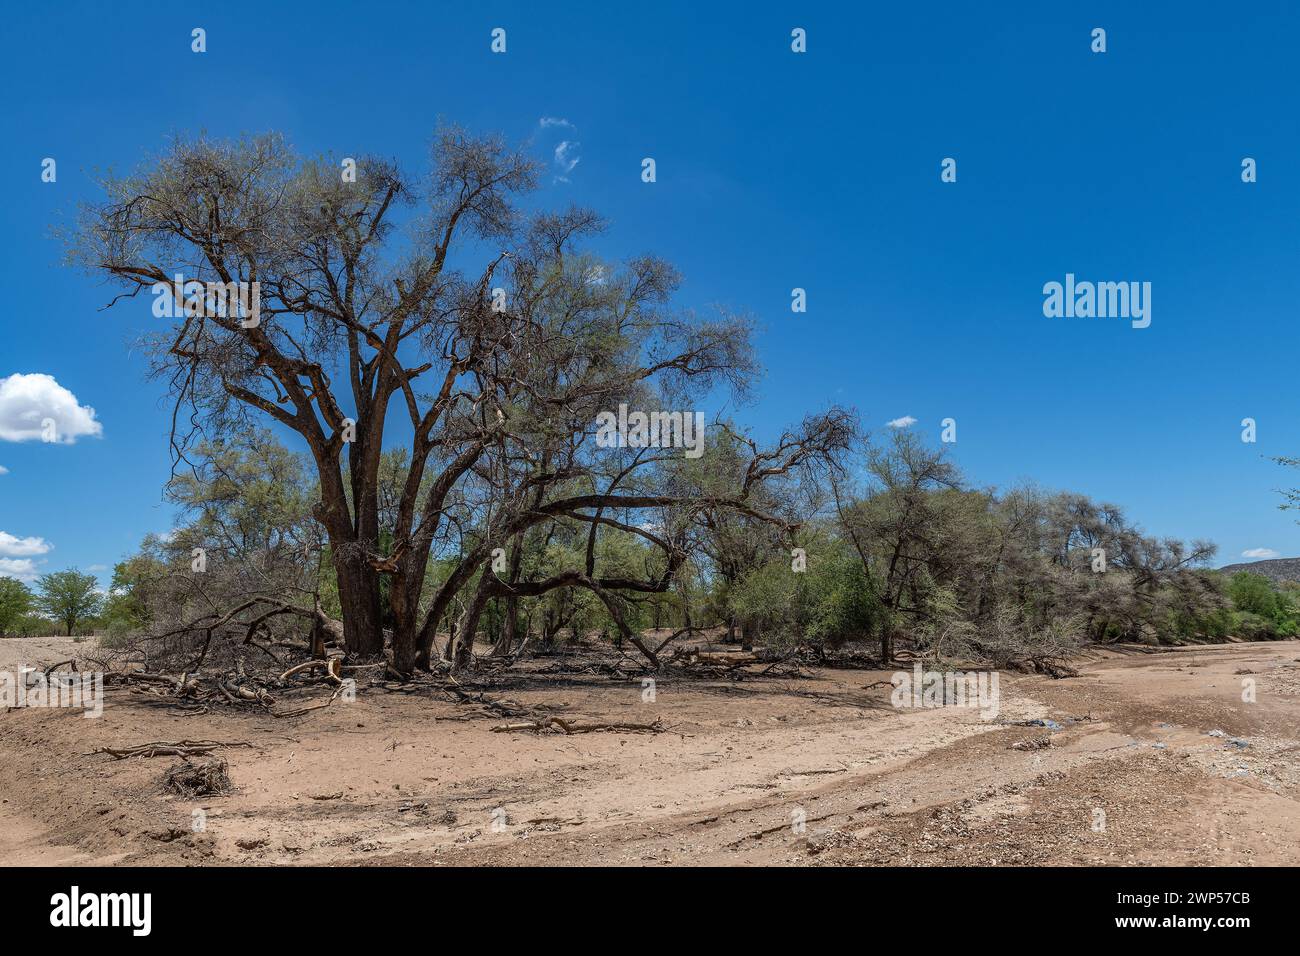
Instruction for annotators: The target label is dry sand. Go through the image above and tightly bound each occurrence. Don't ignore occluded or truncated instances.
[1,636,1297,866]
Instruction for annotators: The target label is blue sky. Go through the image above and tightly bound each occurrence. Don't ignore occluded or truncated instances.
[2,0,1299,587]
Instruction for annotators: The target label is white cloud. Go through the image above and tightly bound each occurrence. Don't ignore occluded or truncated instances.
[0,531,52,558]
[554,141,581,180]
[87,563,109,573]
[538,119,583,184]
[0,558,40,583]
[0,465,8,475]
[887,416,917,429]
[0,373,103,444]
[1241,548,1280,559]
[0,532,52,582]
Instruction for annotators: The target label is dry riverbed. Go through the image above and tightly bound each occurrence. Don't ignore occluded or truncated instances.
[1,637,1297,866]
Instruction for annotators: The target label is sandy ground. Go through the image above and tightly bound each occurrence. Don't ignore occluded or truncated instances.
[1,636,1297,866]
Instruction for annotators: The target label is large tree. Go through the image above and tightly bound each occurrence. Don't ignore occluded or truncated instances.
[34,570,102,636]
[72,127,847,673]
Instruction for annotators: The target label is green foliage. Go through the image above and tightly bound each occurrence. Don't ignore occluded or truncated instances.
[803,548,881,646]
[0,576,34,635]
[728,538,881,652]
[10,613,60,638]
[99,554,168,633]
[33,570,103,636]
[1224,572,1299,638]
[167,428,317,556]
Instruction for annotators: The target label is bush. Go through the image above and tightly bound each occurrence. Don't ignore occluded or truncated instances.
[1230,610,1277,641]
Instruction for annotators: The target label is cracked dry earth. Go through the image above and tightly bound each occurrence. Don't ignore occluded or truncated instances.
[1,637,1297,866]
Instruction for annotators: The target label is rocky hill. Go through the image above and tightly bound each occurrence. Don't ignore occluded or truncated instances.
[1218,557,1300,583]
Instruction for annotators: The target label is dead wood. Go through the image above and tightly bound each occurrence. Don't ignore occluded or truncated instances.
[726,809,840,847]
[94,739,255,760]
[442,679,532,719]
[43,659,78,677]
[491,716,665,735]
[279,658,343,684]
[270,683,345,718]
[1008,656,1079,679]
[105,665,349,721]
[163,757,232,797]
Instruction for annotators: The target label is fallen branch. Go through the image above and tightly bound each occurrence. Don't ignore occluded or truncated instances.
[43,659,78,678]
[443,678,532,719]
[93,739,255,760]
[726,809,840,847]
[270,684,344,719]
[279,658,343,684]
[491,716,665,735]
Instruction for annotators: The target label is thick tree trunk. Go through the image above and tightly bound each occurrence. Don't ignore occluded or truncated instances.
[390,622,418,674]
[389,565,423,674]
[335,553,384,658]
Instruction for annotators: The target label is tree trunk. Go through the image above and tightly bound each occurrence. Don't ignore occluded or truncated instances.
[389,576,419,675]
[413,557,482,670]
[450,576,494,673]
[390,622,418,674]
[490,540,524,658]
[335,553,384,658]
[492,597,519,657]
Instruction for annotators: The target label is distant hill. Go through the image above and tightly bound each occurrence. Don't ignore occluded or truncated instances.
[1217,557,1300,583]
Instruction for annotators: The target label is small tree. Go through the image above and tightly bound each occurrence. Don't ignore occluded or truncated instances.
[34,570,103,636]
[0,577,34,635]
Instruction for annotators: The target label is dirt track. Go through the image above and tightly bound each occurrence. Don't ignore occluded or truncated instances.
[1,637,1297,866]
